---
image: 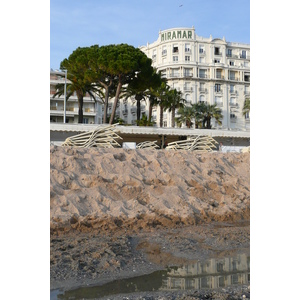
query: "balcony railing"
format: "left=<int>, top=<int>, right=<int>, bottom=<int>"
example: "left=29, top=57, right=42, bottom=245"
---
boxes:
left=216, top=75, right=225, bottom=79
left=199, top=88, right=207, bottom=93
left=170, top=73, right=180, bottom=78
left=183, top=73, right=193, bottom=77
left=184, top=87, right=193, bottom=91
left=229, top=103, right=239, bottom=107
left=199, top=74, right=207, bottom=78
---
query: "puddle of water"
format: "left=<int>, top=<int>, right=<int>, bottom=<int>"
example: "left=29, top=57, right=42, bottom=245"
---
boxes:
left=51, top=252, right=249, bottom=300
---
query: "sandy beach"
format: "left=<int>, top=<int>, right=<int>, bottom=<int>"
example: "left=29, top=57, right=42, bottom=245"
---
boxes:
left=50, top=146, right=250, bottom=299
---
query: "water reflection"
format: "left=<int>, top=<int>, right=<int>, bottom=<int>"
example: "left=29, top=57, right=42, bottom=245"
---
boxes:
left=162, top=253, right=250, bottom=290
left=52, top=252, right=249, bottom=299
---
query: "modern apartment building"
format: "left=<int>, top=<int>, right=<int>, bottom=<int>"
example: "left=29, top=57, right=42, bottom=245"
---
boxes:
left=50, top=27, right=250, bottom=130
left=50, top=70, right=103, bottom=124
left=140, top=27, right=250, bottom=131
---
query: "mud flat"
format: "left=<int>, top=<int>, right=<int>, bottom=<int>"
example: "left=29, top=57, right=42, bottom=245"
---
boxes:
left=50, top=146, right=250, bottom=299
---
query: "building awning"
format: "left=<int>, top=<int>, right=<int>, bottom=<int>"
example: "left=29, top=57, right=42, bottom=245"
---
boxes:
left=50, top=123, right=250, bottom=139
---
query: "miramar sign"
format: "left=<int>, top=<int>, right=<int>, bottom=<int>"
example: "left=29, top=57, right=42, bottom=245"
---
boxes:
left=161, top=30, right=193, bottom=42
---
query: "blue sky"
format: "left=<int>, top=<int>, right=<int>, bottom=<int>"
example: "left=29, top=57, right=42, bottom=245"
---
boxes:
left=50, top=0, right=250, bottom=69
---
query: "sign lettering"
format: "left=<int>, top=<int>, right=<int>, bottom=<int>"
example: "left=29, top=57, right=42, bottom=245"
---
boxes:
left=161, top=30, right=193, bottom=41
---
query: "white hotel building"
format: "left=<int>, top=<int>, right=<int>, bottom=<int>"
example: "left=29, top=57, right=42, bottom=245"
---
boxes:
left=50, top=27, right=250, bottom=131
left=140, top=27, right=250, bottom=131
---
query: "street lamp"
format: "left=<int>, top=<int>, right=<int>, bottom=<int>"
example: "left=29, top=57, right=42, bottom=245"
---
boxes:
left=63, top=69, right=67, bottom=123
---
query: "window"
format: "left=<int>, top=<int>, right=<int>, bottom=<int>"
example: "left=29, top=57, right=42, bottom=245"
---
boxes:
left=216, top=70, right=222, bottom=79
left=173, top=56, right=178, bottom=62
left=199, top=69, right=206, bottom=78
left=83, top=118, right=89, bottom=124
left=227, top=48, right=232, bottom=57
left=241, top=50, right=246, bottom=58
left=244, top=73, right=250, bottom=82
left=245, top=111, right=250, bottom=119
left=229, top=61, right=234, bottom=66
left=162, top=46, right=167, bottom=56
left=214, top=59, right=220, bottom=63
left=215, top=96, right=222, bottom=106
left=199, top=45, right=204, bottom=54
left=229, top=71, right=236, bottom=80
left=185, top=43, right=191, bottom=52
left=215, top=84, right=221, bottom=92
left=230, top=85, right=235, bottom=93
left=214, top=47, right=220, bottom=55
left=185, top=56, right=190, bottom=62
left=173, top=45, right=179, bottom=53
left=200, top=83, right=205, bottom=92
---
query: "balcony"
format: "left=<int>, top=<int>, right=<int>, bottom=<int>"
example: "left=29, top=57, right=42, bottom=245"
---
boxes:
left=184, top=87, right=193, bottom=92
left=199, top=74, right=207, bottom=79
left=230, top=115, right=237, bottom=122
left=216, top=74, right=225, bottom=80
left=230, top=90, right=238, bottom=96
left=199, top=88, right=207, bottom=93
left=183, top=73, right=193, bottom=78
left=170, top=73, right=180, bottom=78
left=215, top=102, right=223, bottom=107
left=229, top=102, right=239, bottom=107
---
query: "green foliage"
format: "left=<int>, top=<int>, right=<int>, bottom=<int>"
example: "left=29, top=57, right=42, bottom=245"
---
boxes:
left=243, top=98, right=250, bottom=116
left=136, top=115, right=154, bottom=126
left=54, top=47, right=99, bottom=123
left=175, top=106, right=194, bottom=128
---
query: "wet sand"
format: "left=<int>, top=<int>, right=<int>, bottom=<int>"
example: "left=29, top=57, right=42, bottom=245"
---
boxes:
left=50, top=146, right=250, bottom=299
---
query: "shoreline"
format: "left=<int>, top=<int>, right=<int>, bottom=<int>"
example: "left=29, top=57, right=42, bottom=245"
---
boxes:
left=50, top=146, right=250, bottom=298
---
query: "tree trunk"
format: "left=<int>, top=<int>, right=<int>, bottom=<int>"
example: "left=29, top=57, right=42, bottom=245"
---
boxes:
left=148, top=102, right=153, bottom=123
left=207, top=117, right=211, bottom=129
left=77, top=94, right=84, bottom=123
left=137, top=99, right=141, bottom=123
left=159, top=104, right=164, bottom=127
left=171, top=107, right=175, bottom=128
left=103, top=88, right=109, bottom=124
left=99, top=79, right=112, bottom=124
left=109, top=80, right=122, bottom=125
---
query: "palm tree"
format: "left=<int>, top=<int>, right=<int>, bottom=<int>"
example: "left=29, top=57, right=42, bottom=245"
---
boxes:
left=175, top=106, right=194, bottom=128
left=200, top=103, right=223, bottom=129
left=165, top=88, right=186, bottom=127
left=54, top=47, right=99, bottom=123
left=122, top=85, right=147, bottom=123
left=155, top=82, right=170, bottom=127
left=242, top=98, right=250, bottom=116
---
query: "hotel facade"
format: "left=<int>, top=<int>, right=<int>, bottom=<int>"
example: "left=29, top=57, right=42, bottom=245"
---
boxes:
left=140, top=27, right=250, bottom=131
left=50, top=27, right=250, bottom=131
